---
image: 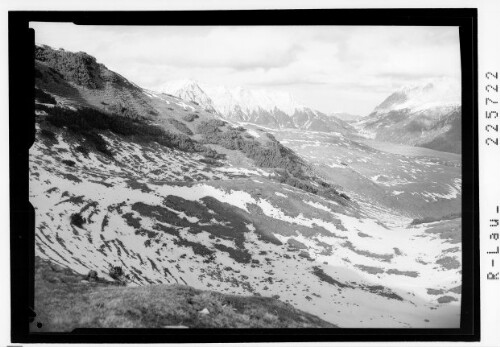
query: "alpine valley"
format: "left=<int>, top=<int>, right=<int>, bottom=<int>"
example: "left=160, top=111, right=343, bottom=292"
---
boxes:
left=30, top=45, right=462, bottom=331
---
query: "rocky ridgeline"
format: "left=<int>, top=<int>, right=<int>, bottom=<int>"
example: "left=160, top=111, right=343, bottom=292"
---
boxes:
left=36, top=45, right=109, bottom=89
left=35, top=45, right=159, bottom=120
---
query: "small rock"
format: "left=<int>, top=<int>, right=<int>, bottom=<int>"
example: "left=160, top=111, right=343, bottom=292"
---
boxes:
left=199, top=308, right=210, bottom=315
left=81, top=280, right=89, bottom=283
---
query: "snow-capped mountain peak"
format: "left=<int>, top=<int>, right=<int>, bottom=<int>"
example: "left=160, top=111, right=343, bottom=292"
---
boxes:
left=155, top=79, right=355, bottom=134
left=203, top=84, right=305, bottom=116
left=158, top=79, right=305, bottom=116
left=160, top=79, right=203, bottom=94
left=158, top=79, right=217, bottom=113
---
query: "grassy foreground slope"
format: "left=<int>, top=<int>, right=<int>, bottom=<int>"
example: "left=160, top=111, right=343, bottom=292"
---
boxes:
left=33, top=257, right=336, bottom=331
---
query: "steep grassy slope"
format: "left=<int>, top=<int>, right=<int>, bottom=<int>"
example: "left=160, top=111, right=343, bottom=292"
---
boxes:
left=33, top=257, right=335, bottom=331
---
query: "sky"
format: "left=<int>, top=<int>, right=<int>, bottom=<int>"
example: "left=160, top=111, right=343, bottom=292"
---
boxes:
left=30, top=23, right=461, bottom=115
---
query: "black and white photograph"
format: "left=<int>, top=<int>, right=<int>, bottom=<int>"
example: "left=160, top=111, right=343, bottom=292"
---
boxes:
left=25, top=21, right=467, bottom=332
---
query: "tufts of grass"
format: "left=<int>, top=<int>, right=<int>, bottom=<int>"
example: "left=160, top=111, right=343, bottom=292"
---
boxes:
left=34, top=257, right=337, bottom=331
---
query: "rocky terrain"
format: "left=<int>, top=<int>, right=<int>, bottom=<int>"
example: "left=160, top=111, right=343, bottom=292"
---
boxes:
left=30, top=46, right=462, bottom=330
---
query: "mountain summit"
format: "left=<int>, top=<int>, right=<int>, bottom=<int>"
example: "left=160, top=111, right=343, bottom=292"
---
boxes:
left=159, top=80, right=305, bottom=116
left=159, top=79, right=218, bottom=114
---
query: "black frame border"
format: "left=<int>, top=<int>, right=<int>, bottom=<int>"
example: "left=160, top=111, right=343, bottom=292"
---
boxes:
left=9, top=9, right=479, bottom=343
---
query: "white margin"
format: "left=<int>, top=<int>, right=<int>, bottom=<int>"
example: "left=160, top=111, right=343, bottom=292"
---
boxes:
left=1, top=1, right=498, bottom=347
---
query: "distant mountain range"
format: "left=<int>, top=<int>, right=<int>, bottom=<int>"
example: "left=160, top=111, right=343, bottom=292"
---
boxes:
left=158, top=80, right=355, bottom=135
left=158, top=78, right=462, bottom=154
left=355, top=78, right=461, bottom=154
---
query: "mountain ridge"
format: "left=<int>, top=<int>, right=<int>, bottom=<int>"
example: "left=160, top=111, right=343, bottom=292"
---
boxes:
left=158, top=79, right=356, bottom=135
